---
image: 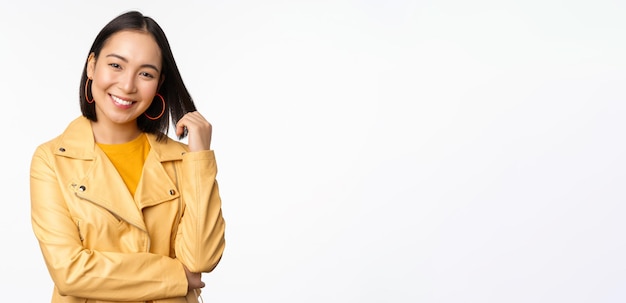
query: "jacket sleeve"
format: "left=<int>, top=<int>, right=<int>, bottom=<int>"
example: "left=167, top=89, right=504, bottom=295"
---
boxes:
left=175, top=150, right=226, bottom=273
left=30, top=146, right=189, bottom=301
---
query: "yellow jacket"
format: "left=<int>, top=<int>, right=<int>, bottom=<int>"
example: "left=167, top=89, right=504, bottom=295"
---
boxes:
left=30, top=116, right=226, bottom=303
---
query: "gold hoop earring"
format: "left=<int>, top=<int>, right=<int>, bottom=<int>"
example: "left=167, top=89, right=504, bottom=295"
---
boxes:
left=144, top=94, right=166, bottom=120
left=85, top=78, right=94, bottom=104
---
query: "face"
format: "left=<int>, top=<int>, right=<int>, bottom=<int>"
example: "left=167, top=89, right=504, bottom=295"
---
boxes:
left=87, top=30, right=163, bottom=128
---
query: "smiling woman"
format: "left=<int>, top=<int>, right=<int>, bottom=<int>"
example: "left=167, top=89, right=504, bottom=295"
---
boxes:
left=29, top=10, right=225, bottom=303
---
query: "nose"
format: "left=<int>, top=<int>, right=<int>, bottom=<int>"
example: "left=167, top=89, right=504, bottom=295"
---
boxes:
left=118, top=71, right=137, bottom=93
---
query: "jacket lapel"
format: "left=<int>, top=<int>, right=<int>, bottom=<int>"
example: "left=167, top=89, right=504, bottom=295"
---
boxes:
left=132, top=132, right=186, bottom=209
left=74, top=148, right=147, bottom=231
left=134, top=147, right=181, bottom=209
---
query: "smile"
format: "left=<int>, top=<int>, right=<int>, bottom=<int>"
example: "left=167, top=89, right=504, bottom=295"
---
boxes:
left=110, top=94, right=136, bottom=106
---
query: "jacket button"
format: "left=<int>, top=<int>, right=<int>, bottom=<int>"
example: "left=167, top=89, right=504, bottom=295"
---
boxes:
left=79, top=185, right=86, bottom=191
left=59, top=147, right=66, bottom=152
left=169, top=189, right=176, bottom=195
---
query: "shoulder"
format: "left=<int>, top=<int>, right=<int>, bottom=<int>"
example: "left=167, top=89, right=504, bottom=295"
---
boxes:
left=32, top=130, right=64, bottom=159
left=31, top=138, right=55, bottom=164
left=31, top=116, right=93, bottom=160
left=146, top=133, right=190, bottom=161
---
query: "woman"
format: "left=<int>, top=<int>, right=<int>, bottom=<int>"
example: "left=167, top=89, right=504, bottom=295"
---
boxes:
left=30, top=10, right=225, bottom=303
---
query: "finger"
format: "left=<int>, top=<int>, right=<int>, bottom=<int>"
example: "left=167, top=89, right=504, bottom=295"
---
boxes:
left=175, top=112, right=195, bottom=136
left=178, top=112, right=209, bottom=131
left=175, top=120, right=186, bottom=137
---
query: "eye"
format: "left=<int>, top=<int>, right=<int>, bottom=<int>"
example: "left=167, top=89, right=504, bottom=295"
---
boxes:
left=108, top=63, right=121, bottom=69
left=140, top=71, right=155, bottom=79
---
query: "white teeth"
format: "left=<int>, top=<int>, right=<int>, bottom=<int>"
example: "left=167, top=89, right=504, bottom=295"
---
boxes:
left=111, top=95, right=133, bottom=106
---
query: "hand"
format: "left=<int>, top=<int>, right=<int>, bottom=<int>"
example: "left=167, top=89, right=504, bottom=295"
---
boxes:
left=184, top=265, right=205, bottom=291
left=175, top=111, right=212, bottom=152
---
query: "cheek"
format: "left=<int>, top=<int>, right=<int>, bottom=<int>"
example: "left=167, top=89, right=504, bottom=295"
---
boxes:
left=138, top=83, right=159, bottom=100
left=134, top=84, right=159, bottom=111
left=92, top=70, right=114, bottom=89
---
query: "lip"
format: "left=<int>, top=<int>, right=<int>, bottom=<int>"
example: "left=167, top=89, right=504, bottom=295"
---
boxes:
left=109, top=94, right=136, bottom=108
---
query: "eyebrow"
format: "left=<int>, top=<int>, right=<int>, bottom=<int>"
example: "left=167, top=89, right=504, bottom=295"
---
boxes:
left=105, top=53, right=160, bottom=73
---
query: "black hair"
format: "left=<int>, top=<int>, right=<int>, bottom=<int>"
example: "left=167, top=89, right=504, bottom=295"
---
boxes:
left=79, top=10, right=196, bottom=141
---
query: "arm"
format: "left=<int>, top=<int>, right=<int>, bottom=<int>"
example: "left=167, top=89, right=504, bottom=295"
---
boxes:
left=175, top=150, right=226, bottom=273
left=174, top=112, right=227, bottom=273
left=30, top=147, right=189, bottom=301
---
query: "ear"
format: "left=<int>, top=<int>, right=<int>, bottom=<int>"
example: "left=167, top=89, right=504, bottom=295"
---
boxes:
left=86, top=53, right=96, bottom=79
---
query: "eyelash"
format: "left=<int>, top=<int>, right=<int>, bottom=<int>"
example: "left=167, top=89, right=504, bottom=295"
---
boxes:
left=108, top=63, right=155, bottom=78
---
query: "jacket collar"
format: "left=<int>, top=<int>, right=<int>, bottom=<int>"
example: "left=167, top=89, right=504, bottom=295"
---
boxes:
left=54, top=116, right=187, bottom=162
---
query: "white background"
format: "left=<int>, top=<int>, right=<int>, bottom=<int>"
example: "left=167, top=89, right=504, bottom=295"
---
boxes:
left=1, top=0, right=625, bottom=302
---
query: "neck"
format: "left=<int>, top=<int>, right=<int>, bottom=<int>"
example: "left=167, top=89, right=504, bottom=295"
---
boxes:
left=91, top=120, right=142, bottom=144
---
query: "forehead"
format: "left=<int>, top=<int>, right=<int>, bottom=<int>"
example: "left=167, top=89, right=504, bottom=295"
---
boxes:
left=100, top=30, right=162, bottom=66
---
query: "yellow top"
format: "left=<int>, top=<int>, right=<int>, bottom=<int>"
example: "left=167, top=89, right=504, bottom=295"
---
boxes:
left=97, top=133, right=150, bottom=197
